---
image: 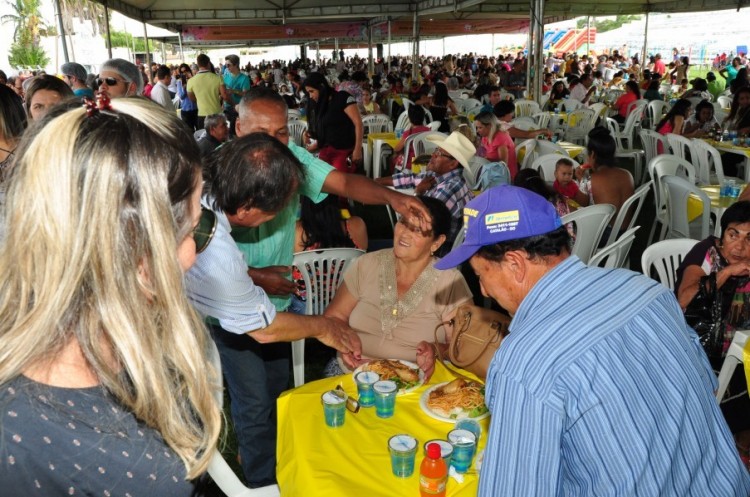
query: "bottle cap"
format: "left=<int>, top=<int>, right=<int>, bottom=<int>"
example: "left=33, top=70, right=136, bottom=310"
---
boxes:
left=426, top=442, right=441, bottom=459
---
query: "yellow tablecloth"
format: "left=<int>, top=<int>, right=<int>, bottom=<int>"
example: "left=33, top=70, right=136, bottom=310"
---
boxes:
left=702, top=139, right=750, bottom=158
left=687, top=185, right=721, bottom=221
left=558, top=141, right=585, bottom=158
left=277, top=362, right=489, bottom=497
left=368, top=132, right=401, bottom=151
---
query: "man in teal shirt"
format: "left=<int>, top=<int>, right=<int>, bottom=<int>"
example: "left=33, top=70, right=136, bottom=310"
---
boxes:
left=219, top=87, right=428, bottom=486
left=222, top=54, right=250, bottom=136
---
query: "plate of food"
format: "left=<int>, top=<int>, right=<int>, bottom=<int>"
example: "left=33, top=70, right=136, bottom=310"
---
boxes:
left=353, top=359, right=424, bottom=394
left=420, top=378, right=490, bottom=423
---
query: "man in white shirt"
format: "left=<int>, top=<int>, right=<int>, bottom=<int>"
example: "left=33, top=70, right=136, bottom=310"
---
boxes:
left=150, top=65, right=175, bottom=112
left=569, top=73, right=596, bottom=105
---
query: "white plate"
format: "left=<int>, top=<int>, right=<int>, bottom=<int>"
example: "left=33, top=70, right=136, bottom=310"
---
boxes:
left=419, top=382, right=490, bottom=424
left=352, top=359, right=424, bottom=395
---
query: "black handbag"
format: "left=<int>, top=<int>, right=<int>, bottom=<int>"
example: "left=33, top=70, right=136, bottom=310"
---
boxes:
left=684, top=272, right=724, bottom=364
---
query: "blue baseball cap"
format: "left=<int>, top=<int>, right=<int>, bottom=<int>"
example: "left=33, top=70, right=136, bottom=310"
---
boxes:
left=434, top=185, right=563, bottom=270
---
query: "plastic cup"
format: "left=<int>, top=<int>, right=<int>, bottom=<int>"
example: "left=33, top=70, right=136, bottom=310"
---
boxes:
left=373, top=380, right=398, bottom=418
left=447, top=429, right=477, bottom=474
left=731, top=183, right=742, bottom=201
left=355, top=371, right=379, bottom=408
left=388, top=434, right=418, bottom=477
left=423, top=439, right=453, bottom=466
left=551, top=134, right=559, bottom=143
left=321, top=390, right=346, bottom=428
left=395, top=128, right=404, bottom=139
left=455, top=418, right=482, bottom=442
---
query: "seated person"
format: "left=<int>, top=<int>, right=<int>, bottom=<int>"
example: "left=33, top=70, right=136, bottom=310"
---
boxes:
left=643, top=80, right=663, bottom=102
left=391, top=104, right=430, bottom=171
left=197, top=113, right=229, bottom=158
left=474, top=111, right=514, bottom=167
left=358, top=90, right=381, bottom=116
left=552, top=157, right=588, bottom=207
left=683, top=99, right=721, bottom=136
left=575, top=126, right=634, bottom=245
left=612, top=80, right=641, bottom=123
left=493, top=100, right=553, bottom=142
left=377, top=131, right=475, bottom=242
left=323, top=196, right=473, bottom=379
left=547, top=80, right=571, bottom=109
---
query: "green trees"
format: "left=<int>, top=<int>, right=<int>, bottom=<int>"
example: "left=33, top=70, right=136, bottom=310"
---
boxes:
left=576, top=15, right=642, bottom=33
left=2, top=0, right=51, bottom=68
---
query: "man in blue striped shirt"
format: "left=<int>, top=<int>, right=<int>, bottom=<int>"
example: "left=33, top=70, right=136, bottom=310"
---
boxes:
left=436, top=186, right=750, bottom=496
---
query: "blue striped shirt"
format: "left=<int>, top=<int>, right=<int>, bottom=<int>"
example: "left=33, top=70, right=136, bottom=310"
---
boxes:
left=184, top=202, right=276, bottom=334
left=479, top=256, right=750, bottom=497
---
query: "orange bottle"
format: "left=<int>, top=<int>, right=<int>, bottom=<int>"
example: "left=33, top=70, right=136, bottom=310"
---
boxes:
left=419, top=442, right=448, bottom=497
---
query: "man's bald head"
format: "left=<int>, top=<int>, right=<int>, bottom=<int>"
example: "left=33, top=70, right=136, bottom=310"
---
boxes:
left=236, top=87, right=290, bottom=144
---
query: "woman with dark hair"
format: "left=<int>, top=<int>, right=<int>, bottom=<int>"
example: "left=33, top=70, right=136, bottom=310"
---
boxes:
left=576, top=127, right=634, bottom=242
left=612, top=80, right=641, bottom=123
left=730, top=67, right=749, bottom=95
left=294, top=195, right=368, bottom=253
left=176, top=63, right=198, bottom=131
left=23, top=75, right=74, bottom=121
left=425, top=81, right=458, bottom=132
left=643, top=80, right=663, bottom=101
left=656, top=98, right=692, bottom=137
left=391, top=104, right=430, bottom=170
left=684, top=99, right=720, bottom=136
left=724, top=86, right=750, bottom=134
left=323, top=195, right=472, bottom=379
left=0, top=85, right=26, bottom=174
left=303, top=72, right=363, bottom=173
left=547, top=80, right=570, bottom=109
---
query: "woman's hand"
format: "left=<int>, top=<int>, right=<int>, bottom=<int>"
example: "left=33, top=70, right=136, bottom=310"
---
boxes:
left=415, top=341, right=437, bottom=381
left=341, top=352, right=368, bottom=370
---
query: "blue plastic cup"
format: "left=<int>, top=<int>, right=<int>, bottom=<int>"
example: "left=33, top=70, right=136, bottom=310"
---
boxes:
left=395, top=128, right=404, bottom=139
left=373, top=380, right=398, bottom=418
left=447, top=429, right=476, bottom=474
left=424, top=439, right=453, bottom=467
left=321, top=391, right=346, bottom=428
left=455, top=418, right=482, bottom=442
left=355, top=371, right=379, bottom=407
left=388, top=434, right=418, bottom=477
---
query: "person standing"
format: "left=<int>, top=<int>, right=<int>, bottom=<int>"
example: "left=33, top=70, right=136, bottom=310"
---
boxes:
left=435, top=185, right=750, bottom=497
left=187, top=54, right=226, bottom=130
left=150, top=65, right=175, bottom=112
left=60, top=62, right=93, bottom=98
left=222, top=54, right=250, bottom=137
left=176, top=64, right=198, bottom=131
left=97, top=58, right=143, bottom=99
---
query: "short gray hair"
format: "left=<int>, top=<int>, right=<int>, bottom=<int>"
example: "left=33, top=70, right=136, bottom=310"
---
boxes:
left=101, top=58, right=143, bottom=94
left=204, top=113, right=227, bottom=131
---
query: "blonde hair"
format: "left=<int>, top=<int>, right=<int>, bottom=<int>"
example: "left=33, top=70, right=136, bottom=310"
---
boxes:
left=473, top=111, right=500, bottom=141
left=0, top=98, right=220, bottom=478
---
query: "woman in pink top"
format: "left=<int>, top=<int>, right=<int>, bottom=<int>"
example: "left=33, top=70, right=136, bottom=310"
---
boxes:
left=612, top=80, right=641, bottom=123
left=655, top=99, right=692, bottom=153
left=477, top=105, right=518, bottom=179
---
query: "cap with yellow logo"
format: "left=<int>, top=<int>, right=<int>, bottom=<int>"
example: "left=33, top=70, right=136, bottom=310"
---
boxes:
left=434, top=185, right=563, bottom=270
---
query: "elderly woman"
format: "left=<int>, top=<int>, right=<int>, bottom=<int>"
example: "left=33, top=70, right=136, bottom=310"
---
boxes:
left=0, top=97, right=221, bottom=493
left=324, top=196, right=473, bottom=379
left=24, top=75, right=74, bottom=121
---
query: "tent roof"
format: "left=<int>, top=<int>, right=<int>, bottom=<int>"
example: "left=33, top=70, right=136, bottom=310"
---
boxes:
left=100, top=0, right=748, bottom=47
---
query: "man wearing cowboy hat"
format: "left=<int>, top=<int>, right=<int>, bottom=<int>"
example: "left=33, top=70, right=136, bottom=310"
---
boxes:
left=377, top=130, right=475, bottom=241
left=435, top=185, right=750, bottom=496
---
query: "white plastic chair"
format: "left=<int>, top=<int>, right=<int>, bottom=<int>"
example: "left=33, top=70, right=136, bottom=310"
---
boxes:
left=662, top=175, right=711, bottom=240
left=529, top=154, right=580, bottom=184
left=716, top=330, right=749, bottom=402
left=401, top=97, right=415, bottom=112
left=564, top=108, right=596, bottom=144
left=290, top=248, right=365, bottom=387
left=605, top=116, right=646, bottom=185
left=561, top=204, right=616, bottom=264
left=287, top=109, right=301, bottom=121
left=648, top=155, right=697, bottom=243
left=647, top=100, right=671, bottom=130
left=427, top=121, right=442, bottom=131
left=516, top=139, right=537, bottom=170
left=612, top=101, right=647, bottom=149
left=691, top=138, right=730, bottom=185
left=639, top=129, right=669, bottom=172
left=287, top=120, right=308, bottom=147
left=604, top=181, right=651, bottom=247
left=411, top=131, right=445, bottom=157
left=717, top=95, right=732, bottom=108
left=640, top=238, right=699, bottom=291
left=534, top=139, right=568, bottom=158
left=589, top=226, right=639, bottom=268
left=464, top=156, right=489, bottom=190
left=207, top=341, right=281, bottom=497
left=589, top=102, right=609, bottom=126
left=362, top=114, right=393, bottom=134
left=514, top=100, right=541, bottom=118
left=512, top=117, right=537, bottom=131
left=531, top=111, right=550, bottom=129
left=560, top=99, right=583, bottom=112
left=665, top=133, right=698, bottom=168
left=395, top=110, right=410, bottom=131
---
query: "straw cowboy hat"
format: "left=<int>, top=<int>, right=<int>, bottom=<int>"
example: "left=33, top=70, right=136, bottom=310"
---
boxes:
left=426, top=131, right=476, bottom=168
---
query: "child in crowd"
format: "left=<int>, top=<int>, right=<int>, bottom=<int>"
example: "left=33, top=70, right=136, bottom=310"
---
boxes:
left=552, top=157, right=588, bottom=207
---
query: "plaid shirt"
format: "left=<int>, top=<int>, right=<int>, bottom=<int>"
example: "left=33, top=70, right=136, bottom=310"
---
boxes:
left=392, top=168, right=473, bottom=240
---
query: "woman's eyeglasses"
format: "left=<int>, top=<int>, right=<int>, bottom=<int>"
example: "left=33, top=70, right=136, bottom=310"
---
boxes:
left=96, top=76, right=126, bottom=87
left=193, top=207, right=217, bottom=254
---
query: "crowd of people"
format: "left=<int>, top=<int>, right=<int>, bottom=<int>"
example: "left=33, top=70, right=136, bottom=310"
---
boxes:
left=0, top=48, right=749, bottom=496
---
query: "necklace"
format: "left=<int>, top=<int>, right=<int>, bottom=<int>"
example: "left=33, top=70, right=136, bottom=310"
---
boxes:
left=378, top=251, right=440, bottom=339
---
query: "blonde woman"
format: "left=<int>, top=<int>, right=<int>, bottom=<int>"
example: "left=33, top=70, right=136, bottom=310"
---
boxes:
left=474, top=110, right=516, bottom=178
left=0, top=97, right=221, bottom=494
